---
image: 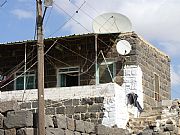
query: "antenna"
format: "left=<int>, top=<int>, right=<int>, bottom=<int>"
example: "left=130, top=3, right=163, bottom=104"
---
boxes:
left=93, top=12, right=132, bottom=33
left=116, top=40, right=132, bottom=55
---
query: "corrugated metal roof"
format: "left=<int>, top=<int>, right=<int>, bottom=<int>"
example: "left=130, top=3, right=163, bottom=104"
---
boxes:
left=0, top=33, right=99, bottom=46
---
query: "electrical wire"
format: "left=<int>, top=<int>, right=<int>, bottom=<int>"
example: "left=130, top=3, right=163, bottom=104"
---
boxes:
left=47, top=1, right=87, bottom=37
left=0, top=61, right=37, bottom=89
left=55, top=40, right=94, bottom=63
left=44, top=5, right=53, bottom=28
left=0, top=0, right=7, bottom=7
left=54, top=2, right=90, bottom=33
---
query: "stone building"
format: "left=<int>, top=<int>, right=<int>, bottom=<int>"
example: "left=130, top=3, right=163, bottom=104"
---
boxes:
left=0, top=32, right=171, bottom=128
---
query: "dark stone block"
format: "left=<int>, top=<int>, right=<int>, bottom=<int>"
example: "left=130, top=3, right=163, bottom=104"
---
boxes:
left=74, top=114, right=80, bottom=120
left=95, top=97, right=104, bottom=103
left=45, top=100, right=52, bottom=106
left=81, top=98, right=93, bottom=105
left=65, top=129, right=74, bottom=135
left=99, top=112, right=104, bottom=118
left=84, top=121, right=95, bottom=133
left=32, top=101, right=38, bottom=108
left=46, top=128, right=64, bottom=135
left=164, top=124, right=174, bottom=131
left=81, top=114, right=86, bottom=120
left=0, top=113, right=4, bottom=128
left=64, top=100, right=73, bottom=106
left=67, top=115, right=73, bottom=119
left=88, top=104, right=103, bottom=112
left=45, top=107, right=55, bottom=115
left=4, top=110, right=33, bottom=129
left=56, top=107, right=65, bottom=114
left=0, top=129, right=4, bottom=135
left=73, top=99, right=80, bottom=106
left=51, top=101, right=62, bottom=107
left=0, top=101, right=19, bottom=113
left=85, top=113, right=90, bottom=119
left=20, top=102, right=31, bottom=109
left=91, top=119, right=98, bottom=124
left=96, top=124, right=111, bottom=135
left=74, top=105, right=87, bottom=113
left=67, top=117, right=75, bottom=131
left=65, top=106, right=75, bottom=114
left=90, top=113, right=97, bottom=118
left=98, top=119, right=102, bottom=124
left=5, top=128, right=16, bottom=135
left=75, top=120, right=85, bottom=133
left=56, top=115, right=67, bottom=129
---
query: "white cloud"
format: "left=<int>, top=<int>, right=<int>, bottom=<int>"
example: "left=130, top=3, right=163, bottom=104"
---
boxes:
left=158, top=41, right=180, bottom=58
left=171, top=66, right=180, bottom=86
left=11, top=9, right=33, bottom=19
left=54, top=0, right=180, bottom=57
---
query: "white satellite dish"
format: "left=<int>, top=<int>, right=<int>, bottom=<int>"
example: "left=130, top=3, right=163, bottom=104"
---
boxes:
left=93, top=13, right=132, bottom=33
left=116, top=40, right=132, bottom=55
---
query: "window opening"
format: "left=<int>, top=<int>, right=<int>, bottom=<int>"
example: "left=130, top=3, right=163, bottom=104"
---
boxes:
left=57, top=67, right=80, bottom=87
left=98, top=61, right=115, bottom=84
left=154, top=74, right=160, bottom=101
left=14, top=71, right=35, bottom=90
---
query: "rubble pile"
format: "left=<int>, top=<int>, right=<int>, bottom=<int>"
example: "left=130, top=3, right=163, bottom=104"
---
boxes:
left=127, top=100, right=180, bottom=135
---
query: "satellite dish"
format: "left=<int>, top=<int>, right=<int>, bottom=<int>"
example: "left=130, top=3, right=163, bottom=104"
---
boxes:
left=93, top=13, right=132, bottom=33
left=116, top=40, right=132, bottom=55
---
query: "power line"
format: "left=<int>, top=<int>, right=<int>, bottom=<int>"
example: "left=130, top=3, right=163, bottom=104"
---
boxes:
left=54, top=2, right=90, bottom=32
left=0, top=0, right=7, bottom=7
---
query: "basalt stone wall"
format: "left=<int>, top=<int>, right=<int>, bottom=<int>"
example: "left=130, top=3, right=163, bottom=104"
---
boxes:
left=0, top=101, right=129, bottom=135
left=20, top=97, right=105, bottom=125
left=117, top=33, right=171, bottom=108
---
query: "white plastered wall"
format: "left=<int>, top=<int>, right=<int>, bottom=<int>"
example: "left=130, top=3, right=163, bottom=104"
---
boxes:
left=122, top=65, right=144, bottom=118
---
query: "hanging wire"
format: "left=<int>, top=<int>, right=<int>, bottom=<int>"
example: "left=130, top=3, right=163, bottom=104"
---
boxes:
left=0, top=0, right=7, bottom=7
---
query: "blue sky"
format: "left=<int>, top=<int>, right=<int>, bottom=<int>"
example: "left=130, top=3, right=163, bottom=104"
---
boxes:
left=0, top=0, right=180, bottom=99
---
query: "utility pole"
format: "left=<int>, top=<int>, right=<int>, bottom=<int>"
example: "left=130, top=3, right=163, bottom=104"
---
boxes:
left=36, top=0, right=45, bottom=134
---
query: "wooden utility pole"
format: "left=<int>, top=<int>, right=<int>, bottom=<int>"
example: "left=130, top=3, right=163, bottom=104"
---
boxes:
left=36, top=0, right=45, bottom=134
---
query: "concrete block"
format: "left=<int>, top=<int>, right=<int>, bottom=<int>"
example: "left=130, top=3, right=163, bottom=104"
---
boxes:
left=66, top=117, right=75, bottom=131
left=0, top=113, right=4, bottom=129
left=75, top=120, right=85, bottom=133
left=16, top=128, right=37, bottom=135
left=4, top=110, right=33, bottom=129
left=162, top=100, right=172, bottom=107
left=4, top=128, right=16, bottom=135
left=46, top=128, right=64, bottom=135
left=0, top=101, right=19, bottom=113
left=56, top=115, right=67, bottom=129
left=0, top=129, right=4, bottom=135
left=84, top=121, right=95, bottom=133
